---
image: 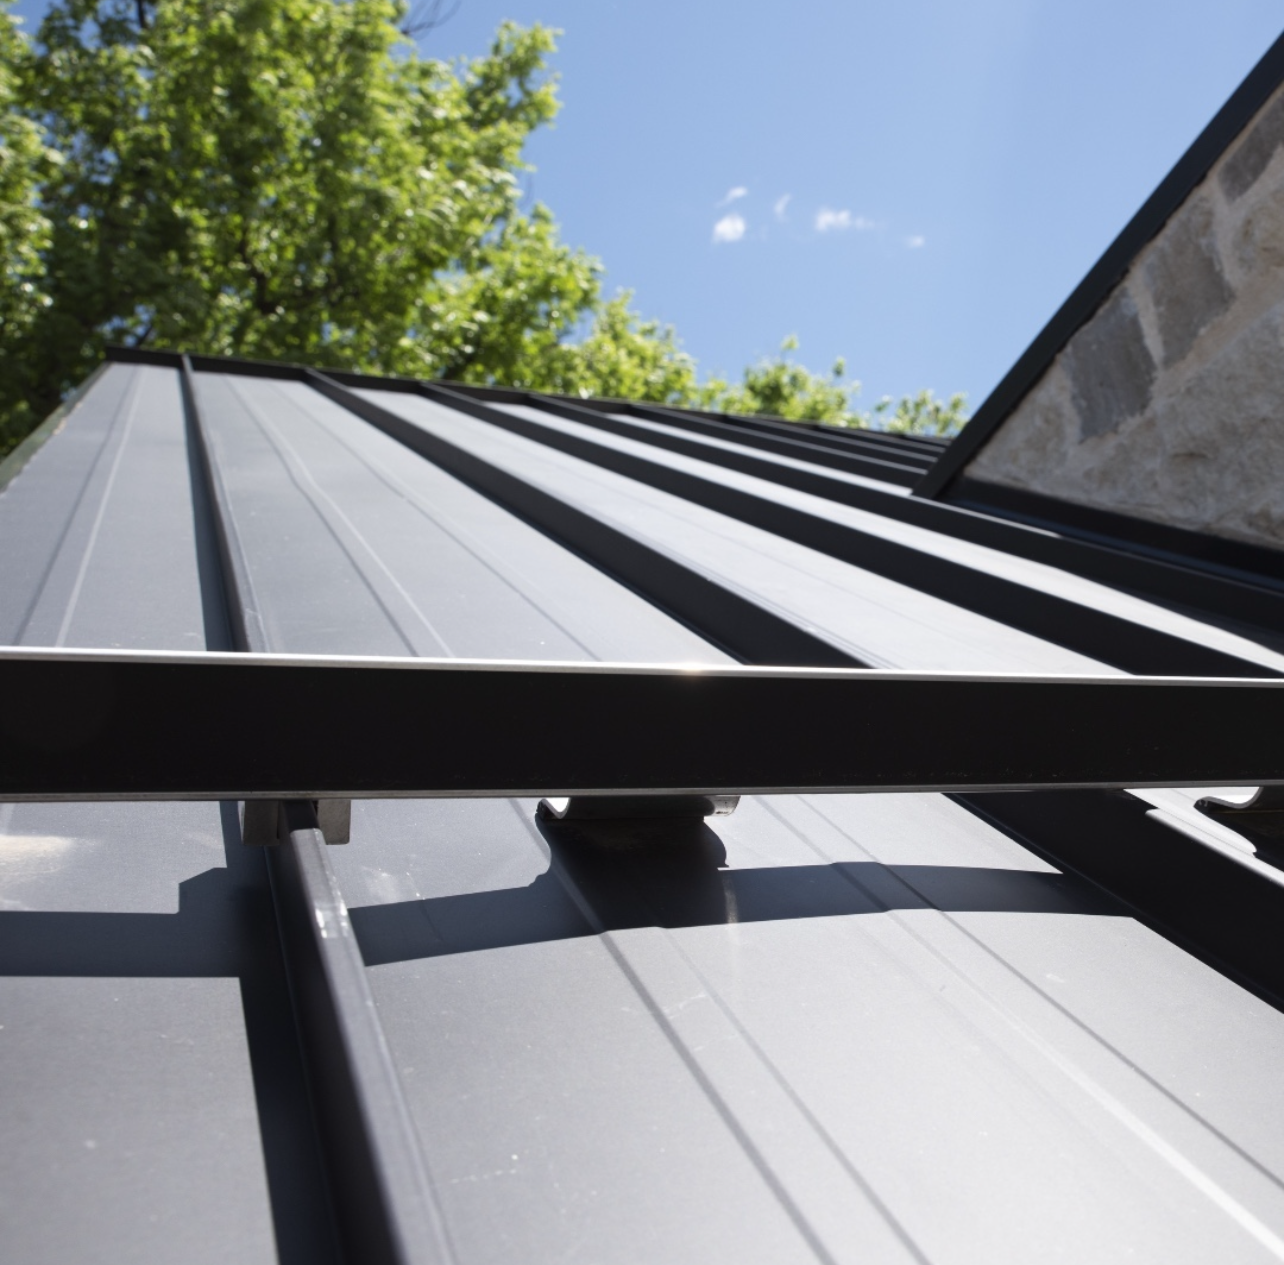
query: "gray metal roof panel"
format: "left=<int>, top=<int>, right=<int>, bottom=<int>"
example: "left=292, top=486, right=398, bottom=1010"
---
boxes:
left=0, top=363, right=339, bottom=1264
left=356, top=387, right=1107, bottom=673
left=0, top=364, right=207, bottom=651
left=471, top=396, right=1284, bottom=674
left=6, top=359, right=1284, bottom=1263
left=198, top=372, right=724, bottom=664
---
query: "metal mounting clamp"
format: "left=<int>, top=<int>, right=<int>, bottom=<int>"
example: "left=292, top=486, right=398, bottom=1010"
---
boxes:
left=1196, top=785, right=1284, bottom=842
left=242, top=798, right=351, bottom=846
left=537, top=794, right=740, bottom=822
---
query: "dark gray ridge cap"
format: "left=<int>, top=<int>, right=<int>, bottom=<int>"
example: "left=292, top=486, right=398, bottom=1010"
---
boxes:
left=914, top=28, right=1284, bottom=502
left=102, top=344, right=937, bottom=457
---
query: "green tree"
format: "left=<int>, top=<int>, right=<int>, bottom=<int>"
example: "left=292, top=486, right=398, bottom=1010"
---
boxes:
left=701, top=337, right=969, bottom=435
left=16, top=0, right=581, bottom=380
left=870, top=388, right=969, bottom=437
left=702, top=335, right=855, bottom=424
left=0, top=3, right=54, bottom=451
left=0, top=0, right=968, bottom=455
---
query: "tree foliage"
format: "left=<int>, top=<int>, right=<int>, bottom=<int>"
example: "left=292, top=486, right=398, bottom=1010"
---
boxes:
left=700, top=337, right=969, bottom=435
left=0, top=0, right=967, bottom=458
left=0, top=5, right=54, bottom=448
left=870, top=387, right=970, bottom=437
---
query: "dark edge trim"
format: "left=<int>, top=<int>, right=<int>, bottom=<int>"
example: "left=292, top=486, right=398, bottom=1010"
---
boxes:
left=108, top=344, right=309, bottom=381
left=323, top=369, right=421, bottom=394
left=951, top=477, right=1284, bottom=588
left=308, top=370, right=862, bottom=669
left=914, top=29, right=1284, bottom=500
left=188, top=354, right=308, bottom=381
left=0, top=361, right=110, bottom=495
left=105, top=345, right=183, bottom=367
left=106, top=344, right=946, bottom=462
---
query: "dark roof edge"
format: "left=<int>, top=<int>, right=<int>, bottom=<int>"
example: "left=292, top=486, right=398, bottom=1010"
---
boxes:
left=914, top=28, right=1284, bottom=501
left=0, top=360, right=111, bottom=496
left=103, top=345, right=931, bottom=446
left=949, top=476, right=1284, bottom=586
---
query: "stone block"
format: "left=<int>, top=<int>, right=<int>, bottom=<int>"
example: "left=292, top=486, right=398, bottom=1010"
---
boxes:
left=1220, top=89, right=1284, bottom=201
left=1233, top=171, right=1284, bottom=274
left=966, top=364, right=1079, bottom=490
left=1150, top=303, right=1284, bottom=545
left=1062, top=287, right=1156, bottom=438
left=1142, top=196, right=1233, bottom=366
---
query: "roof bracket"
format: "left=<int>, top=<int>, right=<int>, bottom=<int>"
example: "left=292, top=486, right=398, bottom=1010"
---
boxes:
left=1196, top=786, right=1284, bottom=845
left=241, top=798, right=352, bottom=846
left=537, top=795, right=739, bottom=822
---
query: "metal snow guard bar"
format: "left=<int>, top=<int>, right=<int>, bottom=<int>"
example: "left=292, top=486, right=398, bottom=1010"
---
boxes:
left=1, top=646, right=1282, bottom=801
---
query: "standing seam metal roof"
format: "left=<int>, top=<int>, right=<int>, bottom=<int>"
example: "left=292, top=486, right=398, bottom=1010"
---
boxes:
left=4, top=350, right=1284, bottom=1264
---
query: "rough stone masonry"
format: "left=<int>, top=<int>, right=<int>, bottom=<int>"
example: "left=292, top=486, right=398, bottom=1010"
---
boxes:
left=963, top=82, right=1284, bottom=550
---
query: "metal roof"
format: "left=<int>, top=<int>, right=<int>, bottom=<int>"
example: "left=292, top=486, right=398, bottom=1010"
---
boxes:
left=5, top=349, right=1284, bottom=1265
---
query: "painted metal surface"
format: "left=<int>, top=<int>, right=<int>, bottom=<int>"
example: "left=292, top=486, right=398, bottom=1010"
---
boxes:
left=5, top=355, right=1284, bottom=1265
left=5, top=648, right=1284, bottom=800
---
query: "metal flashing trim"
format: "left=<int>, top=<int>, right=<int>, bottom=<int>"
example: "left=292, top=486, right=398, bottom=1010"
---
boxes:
left=4, top=647, right=1284, bottom=799
left=915, top=29, right=1284, bottom=500
left=104, top=345, right=185, bottom=368
left=108, top=344, right=311, bottom=382
left=947, top=476, right=1284, bottom=587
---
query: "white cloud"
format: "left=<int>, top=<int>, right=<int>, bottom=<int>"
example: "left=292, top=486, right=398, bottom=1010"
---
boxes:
left=718, top=186, right=749, bottom=206
left=905, top=235, right=926, bottom=248
left=815, top=208, right=875, bottom=233
left=712, top=213, right=747, bottom=244
left=774, top=193, right=792, bottom=221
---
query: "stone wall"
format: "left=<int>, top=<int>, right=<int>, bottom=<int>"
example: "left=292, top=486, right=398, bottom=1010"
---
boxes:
left=963, top=82, right=1284, bottom=551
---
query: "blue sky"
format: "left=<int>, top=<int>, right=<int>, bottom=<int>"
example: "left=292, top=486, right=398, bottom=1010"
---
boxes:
left=14, top=0, right=1284, bottom=412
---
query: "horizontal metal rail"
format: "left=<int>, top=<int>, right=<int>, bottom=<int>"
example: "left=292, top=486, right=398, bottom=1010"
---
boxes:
left=2, top=647, right=1282, bottom=801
